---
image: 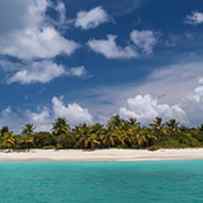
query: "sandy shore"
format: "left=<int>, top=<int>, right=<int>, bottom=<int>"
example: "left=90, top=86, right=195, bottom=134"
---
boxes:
left=0, top=149, right=203, bottom=161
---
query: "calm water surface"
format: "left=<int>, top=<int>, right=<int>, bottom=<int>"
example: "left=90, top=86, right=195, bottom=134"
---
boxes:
left=0, top=160, right=203, bottom=203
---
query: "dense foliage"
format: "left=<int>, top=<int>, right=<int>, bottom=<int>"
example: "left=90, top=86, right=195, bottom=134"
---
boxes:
left=1, top=116, right=203, bottom=151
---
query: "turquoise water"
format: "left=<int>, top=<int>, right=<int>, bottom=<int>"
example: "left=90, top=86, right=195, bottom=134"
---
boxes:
left=0, top=161, right=203, bottom=202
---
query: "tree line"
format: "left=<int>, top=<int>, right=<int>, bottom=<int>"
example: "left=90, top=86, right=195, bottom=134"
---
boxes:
left=1, top=116, right=203, bottom=151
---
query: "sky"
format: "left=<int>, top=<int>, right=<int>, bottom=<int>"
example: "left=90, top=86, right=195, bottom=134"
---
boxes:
left=1, top=0, right=203, bottom=131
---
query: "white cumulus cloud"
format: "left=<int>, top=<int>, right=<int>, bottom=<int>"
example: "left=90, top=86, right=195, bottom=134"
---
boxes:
left=8, top=61, right=87, bottom=84
left=75, top=6, right=110, bottom=30
left=182, top=78, right=203, bottom=126
left=27, top=108, right=52, bottom=132
left=67, top=66, right=87, bottom=77
left=26, top=97, right=94, bottom=131
left=0, top=26, right=79, bottom=60
left=118, top=76, right=203, bottom=127
left=186, top=11, right=203, bottom=25
left=88, top=35, right=138, bottom=59
left=52, top=97, right=93, bottom=126
left=119, top=94, right=186, bottom=125
left=55, top=1, right=67, bottom=25
left=0, top=0, right=79, bottom=60
left=0, top=107, right=26, bottom=132
left=8, top=61, right=66, bottom=84
left=130, top=30, right=157, bottom=54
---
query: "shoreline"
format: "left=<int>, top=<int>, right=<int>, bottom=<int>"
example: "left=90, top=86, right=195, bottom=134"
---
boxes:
left=0, top=149, right=203, bottom=162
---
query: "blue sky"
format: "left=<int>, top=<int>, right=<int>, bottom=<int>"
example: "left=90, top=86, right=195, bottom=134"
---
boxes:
left=1, top=0, right=203, bottom=131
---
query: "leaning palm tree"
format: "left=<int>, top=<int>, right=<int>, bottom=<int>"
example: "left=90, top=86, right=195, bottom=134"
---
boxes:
left=83, top=133, right=101, bottom=150
left=136, top=129, right=157, bottom=148
left=1, top=132, right=16, bottom=151
left=110, top=128, right=126, bottom=147
left=72, top=125, right=83, bottom=148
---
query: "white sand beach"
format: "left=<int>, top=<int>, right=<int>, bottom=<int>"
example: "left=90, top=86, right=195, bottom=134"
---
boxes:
left=0, top=149, right=203, bottom=161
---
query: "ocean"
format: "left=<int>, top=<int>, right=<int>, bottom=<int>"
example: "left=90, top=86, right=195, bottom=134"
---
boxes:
left=0, top=160, right=203, bottom=202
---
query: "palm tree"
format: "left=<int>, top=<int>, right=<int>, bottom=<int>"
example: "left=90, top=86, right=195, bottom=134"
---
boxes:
left=52, top=118, right=70, bottom=136
left=73, top=124, right=90, bottom=149
left=18, top=135, right=33, bottom=150
left=150, top=117, right=163, bottom=140
left=105, top=115, right=128, bottom=148
left=165, top=119, right=180, bottom=136
left=150, top=117, right=163, bottom=130
left=0, top=127, right=16, bottom=150
left=199, top=124, right=203, bottom=132
left=128, top=118, right=140, bottom=128
left=83, top=133, right=101, bottom=150
left=136, top=128, right=157, bottom=148
left=52, top=118, right=73, bottom=149
left=1, top=132, right=16, bottom=150
left=0, top=126, right=9, bottom=137
left=107, top=115, right=125, bottom=130
left=22, top=124, right=34, bottom=135
left=33, top=132, right=55, bottom=148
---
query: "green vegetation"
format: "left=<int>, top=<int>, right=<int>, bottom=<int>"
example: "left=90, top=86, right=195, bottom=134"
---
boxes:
left=1, top=116, right=203, bottom=151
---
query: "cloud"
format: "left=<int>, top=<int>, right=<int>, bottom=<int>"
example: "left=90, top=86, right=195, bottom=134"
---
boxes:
left=0, top=27, right=79, bottom=60
left=26, top=96, right=94, bottom=131
left=0, top=0, right=79, bottom=60
left=82, top=58, right=203, bottom=125
left=3, top=77, right=203, bottom=132
left=0, top=0, right=44, bottom=34
left=52, top=97, right=93, bottom=126
left=27, top=108, right=52, bottom=132
left=118, top=77, right=203, bottom=126
left=47, top=1, right=72, bottom=29
left=88, top=35, right=138, bottom=59
left=0, top=60, right=23, bottom=72
left=7, top=61, right=87, bottom=84
left=117, top=61, right=203, bottom=126
left=67, top=66, right=87, bottom=77
left=8, top=61, right=66, bottom=84
left=75, top=6, right=110, bottom=30
left=130, top=30, right=157, bottom=54
left=0, top=107, right=26, bottom=132
left=182, top=79, right=203, bottom=126
left=192, top=83, right=203, bottom=103
left=185, top=12, right=203, bottom=25
left=87, top=30, right=157, bottom=59
left=27, top=97, right=93, bottom=131
left=55, top=1, right=66, bottom=25
left=119, top=94, right=187, bottom=125
left=134, top=61, right=203, bottom=104
left=0, top=96, right=94, bottom=132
